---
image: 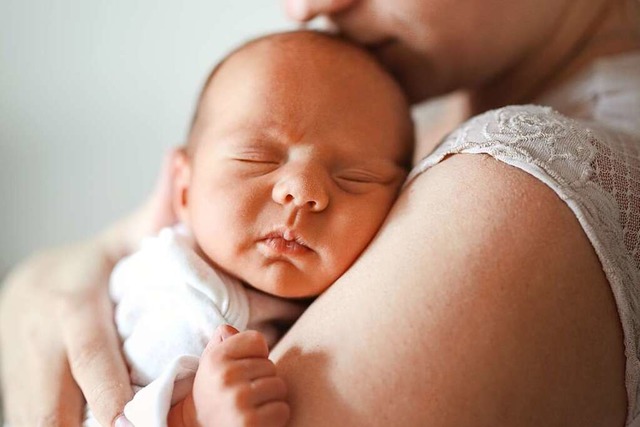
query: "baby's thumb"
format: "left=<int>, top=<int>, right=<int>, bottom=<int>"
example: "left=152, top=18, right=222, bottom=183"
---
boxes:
left=212, top=324, right=239, bottom=344
left=202, top=325, right=240, bottom=356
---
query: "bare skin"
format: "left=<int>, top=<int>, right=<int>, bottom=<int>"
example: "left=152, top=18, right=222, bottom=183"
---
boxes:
left=1, top=0, right=638, bottom=425
left=0, top=150, right=181, bottom=426
left=168, top=326, right=289, bottom=427
left=166, top=31, right=410, bottom=426
left=270, top=153, right=627, bottom=426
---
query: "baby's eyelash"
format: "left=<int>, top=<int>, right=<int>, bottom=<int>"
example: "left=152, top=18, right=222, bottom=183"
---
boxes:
left=335, top=170, right=387, bottom=183
left=338, top=175, right=376, bottom=183
left=234, top=157, right=279, bottom=164
left=333, top=175, right=378, bottom=194
left=230, top=150, right=281, bottom=163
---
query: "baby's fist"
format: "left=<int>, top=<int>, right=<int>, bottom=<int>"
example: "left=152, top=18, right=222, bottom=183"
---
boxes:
left=192, top=326, right=290, bottom=427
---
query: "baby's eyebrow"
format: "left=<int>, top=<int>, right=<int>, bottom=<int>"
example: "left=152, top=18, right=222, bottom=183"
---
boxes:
left=222, top=123, right=294, bottom=145
left=224, top=137, right=283, bottom=152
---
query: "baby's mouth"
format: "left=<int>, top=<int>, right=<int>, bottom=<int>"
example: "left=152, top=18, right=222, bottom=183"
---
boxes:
left=259, top=229, right=313, bottom=256
left=262, top=237, right=310, bottom=255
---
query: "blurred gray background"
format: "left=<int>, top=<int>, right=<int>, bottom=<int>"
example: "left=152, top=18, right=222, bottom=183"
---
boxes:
left=0, top=1, right=296, bottom=280
left=0, top=1, right=444, bottom=420
left=0, top=0, right=442, bottom=282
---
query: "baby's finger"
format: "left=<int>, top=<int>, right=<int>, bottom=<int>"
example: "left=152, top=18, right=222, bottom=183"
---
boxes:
left=248, top=376, right=288, bottom=407
left=213, top=357, right=277, bottom=386
left=204, top=329, right=269, bottom=361
left=60, top=290, right=133, bottom=427
left=253, top=400, right=291, bottom=427
left=211, top=324, right=240, bottom=344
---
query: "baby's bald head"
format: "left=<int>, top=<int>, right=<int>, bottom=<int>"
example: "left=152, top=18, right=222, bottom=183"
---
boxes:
left=174, top=31, right=416, bottom=297
left=186, top=30, right=414, bottom=168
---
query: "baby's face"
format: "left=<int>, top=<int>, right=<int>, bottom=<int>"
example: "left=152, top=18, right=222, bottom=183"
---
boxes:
left=177, top=34, right=412, bottom=298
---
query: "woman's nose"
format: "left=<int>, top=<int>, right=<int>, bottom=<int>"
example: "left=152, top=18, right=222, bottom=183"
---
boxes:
left=272, top=167, right=329, bottom=212
left=284, top=0, right=358, bottom=22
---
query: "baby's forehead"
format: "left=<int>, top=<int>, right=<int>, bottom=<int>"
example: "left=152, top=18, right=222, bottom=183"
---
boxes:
left=205, top=31, right=396, bottom=96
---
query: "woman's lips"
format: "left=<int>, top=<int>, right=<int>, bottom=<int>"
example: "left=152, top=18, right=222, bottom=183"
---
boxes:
left=365, top=38, right=397, bottom=55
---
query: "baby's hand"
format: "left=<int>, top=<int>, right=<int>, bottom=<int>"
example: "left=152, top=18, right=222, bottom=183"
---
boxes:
left=169, top=325, right=290, bottom=427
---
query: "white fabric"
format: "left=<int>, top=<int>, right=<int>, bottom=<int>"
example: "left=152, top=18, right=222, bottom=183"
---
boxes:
left=407, top=51, right=640, bottom=426
left=85, top=225, right=251, bottom=427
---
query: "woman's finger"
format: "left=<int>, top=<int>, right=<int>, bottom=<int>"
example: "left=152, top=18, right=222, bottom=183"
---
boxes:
left=0, top=265, right=85, bottom=426
left=141, top=147, right=182, bottom=232
left=57, top=148, right=183, bottom=426
left=59, top=282, right=133, bottom=427
left=117, top=147, right=182, bottom=254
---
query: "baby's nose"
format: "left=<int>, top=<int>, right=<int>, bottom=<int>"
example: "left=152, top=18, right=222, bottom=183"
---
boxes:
left=272, top=169, right=329, bottom=212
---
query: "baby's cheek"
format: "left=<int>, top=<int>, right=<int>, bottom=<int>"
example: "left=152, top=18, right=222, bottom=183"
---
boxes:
left=332, top=206, right=387, bottom=261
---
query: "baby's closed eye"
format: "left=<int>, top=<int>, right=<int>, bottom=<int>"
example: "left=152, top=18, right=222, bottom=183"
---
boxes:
left=334, top=169, right=396, bottom=193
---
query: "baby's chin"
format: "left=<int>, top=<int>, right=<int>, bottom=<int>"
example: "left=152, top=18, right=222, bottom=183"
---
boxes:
left=247, top=281, right=328, bottom=300
left=242, top=270, right=334, bottom=300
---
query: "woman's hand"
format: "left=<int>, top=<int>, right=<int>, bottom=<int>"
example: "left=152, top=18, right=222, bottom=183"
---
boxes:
left=0, top=149, right=181, bottom=426
left=0, top=239, right=134, bottom=427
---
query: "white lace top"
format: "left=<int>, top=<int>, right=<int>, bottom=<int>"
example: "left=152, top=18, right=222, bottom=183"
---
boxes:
left=407, top=52, right=640, bottom=426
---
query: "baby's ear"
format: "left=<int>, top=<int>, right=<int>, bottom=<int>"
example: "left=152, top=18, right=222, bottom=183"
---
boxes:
left=173, top=147, right=192, bottom=226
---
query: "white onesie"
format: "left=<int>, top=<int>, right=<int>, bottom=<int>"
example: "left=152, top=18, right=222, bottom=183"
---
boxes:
left=85, top=225, right=300, bottom=427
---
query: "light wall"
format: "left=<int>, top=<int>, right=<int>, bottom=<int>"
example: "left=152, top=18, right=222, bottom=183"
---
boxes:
left=0, top=1, right=294, bottom=279
left=0, top=0, right=444, bottom=282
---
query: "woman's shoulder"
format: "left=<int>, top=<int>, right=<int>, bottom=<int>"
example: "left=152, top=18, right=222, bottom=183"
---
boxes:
left=406, top=103, right=640, bottom=424
left=410, top=104, right=640, bottom=283
left=273, top=149, right=629, bottom=426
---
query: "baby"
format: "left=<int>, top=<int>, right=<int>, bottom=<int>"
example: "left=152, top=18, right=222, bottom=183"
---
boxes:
left=90, top=30, right=414, bottom=427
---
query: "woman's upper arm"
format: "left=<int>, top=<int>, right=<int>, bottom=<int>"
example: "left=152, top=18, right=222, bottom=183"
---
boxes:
left=271, top=153, right=627, bottom=427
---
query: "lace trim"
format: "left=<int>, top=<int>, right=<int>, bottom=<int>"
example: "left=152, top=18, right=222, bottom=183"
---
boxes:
left=408, top=105, right=640, bottom=425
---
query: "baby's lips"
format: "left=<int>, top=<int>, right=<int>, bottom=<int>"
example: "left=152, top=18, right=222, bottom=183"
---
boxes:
left=263, top=227, right=313, bottom=252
